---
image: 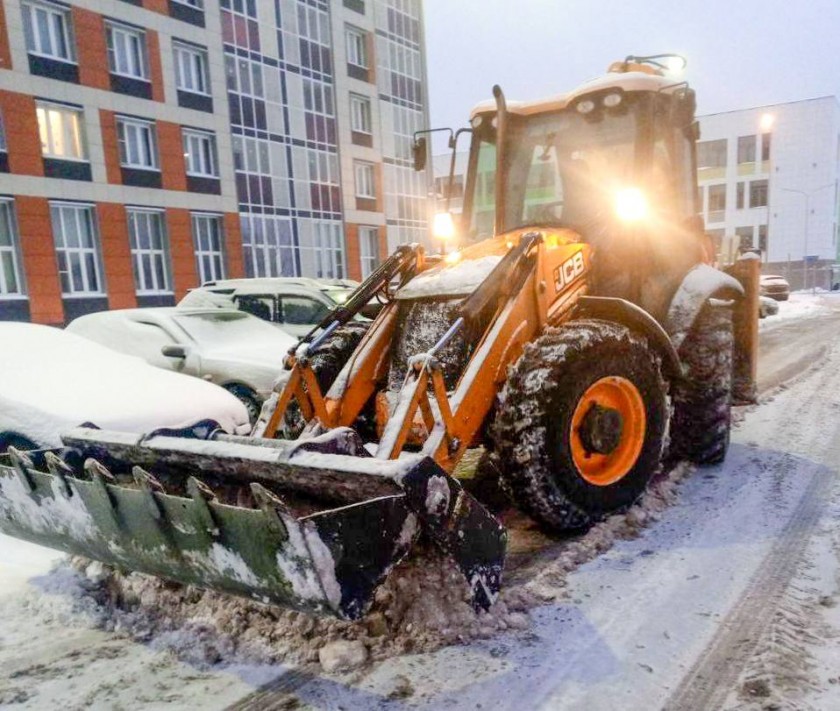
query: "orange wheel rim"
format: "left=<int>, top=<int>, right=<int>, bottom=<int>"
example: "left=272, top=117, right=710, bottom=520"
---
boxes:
left=570, top=376, right=646, bottom=486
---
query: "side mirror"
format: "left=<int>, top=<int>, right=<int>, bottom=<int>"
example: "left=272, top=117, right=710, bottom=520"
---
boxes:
left=161, top=344, right=188, bottom=359
left=412, top=136, right=427, bottom=171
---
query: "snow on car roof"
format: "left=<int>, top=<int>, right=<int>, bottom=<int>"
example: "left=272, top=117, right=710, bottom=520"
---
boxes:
left=0, top=323, right=247, bottom=448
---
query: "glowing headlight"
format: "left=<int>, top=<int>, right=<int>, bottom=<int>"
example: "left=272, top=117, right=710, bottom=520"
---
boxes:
left=614, top=188, right=649, bottom=222
left=471, top=115, right=484, bottom=129
left=445, top=250, right=461, bottom=264
left=433, top=212, right=455, bottom=240
left=603, top=92, right=622, bottom=108
left=576, top=99, right=596, bottom=115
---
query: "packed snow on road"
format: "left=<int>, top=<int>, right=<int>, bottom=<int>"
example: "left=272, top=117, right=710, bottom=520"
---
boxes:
left=3, top=293, right=840, bottom=709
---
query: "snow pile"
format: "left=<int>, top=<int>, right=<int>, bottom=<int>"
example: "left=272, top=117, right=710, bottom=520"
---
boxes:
left=38, top=460, right=694, bottom=676
left=759, top=292, right=838, bottom=331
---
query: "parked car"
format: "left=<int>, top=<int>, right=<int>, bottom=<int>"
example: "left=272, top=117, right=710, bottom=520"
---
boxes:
left=67, top=308, right=295, bottom=422
left=178, top=277, right=381, bottom=338
left=760, top=274, right=790, bottom=301
left=0, top=323, right=250, bottom=452
left=759, top=294, right=780, bottom=318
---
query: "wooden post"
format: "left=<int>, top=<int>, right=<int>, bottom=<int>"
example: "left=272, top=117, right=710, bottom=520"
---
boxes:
left=730, top=253, right=760, bottom=404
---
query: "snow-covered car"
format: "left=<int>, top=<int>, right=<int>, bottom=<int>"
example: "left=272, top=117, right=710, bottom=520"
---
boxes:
left=178, top=277, right=380, bottom=338
left=0, top=323, right=251, bottom=452
left=759, top=295, right=780, bottom=318
left=67, top=308, right=294, bottom=422
left=760, top=274, right=790, bottom=301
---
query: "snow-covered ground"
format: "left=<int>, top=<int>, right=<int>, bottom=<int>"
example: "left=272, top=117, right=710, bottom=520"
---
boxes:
left=759, top=290, right=840, bottom=331
left=4, top=305, right=840, bottom=709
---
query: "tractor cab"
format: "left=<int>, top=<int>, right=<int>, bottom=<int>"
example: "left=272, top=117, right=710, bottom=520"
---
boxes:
left=427, top=55, right=706, bottom=320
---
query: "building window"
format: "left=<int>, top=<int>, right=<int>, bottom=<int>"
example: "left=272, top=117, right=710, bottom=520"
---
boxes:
left=707, top=183, right=726, bottom=214
left=224, top=55, right=264, bottom=98
left=182, top=130, right=218, bottom=177
left=758, top=224, right=768, bottom=253
left=241, top=215, right=296, bottom=277
left=0, top=111, right=6, bottom=153
left=50, top=203, right=103, bottom=295
left=697, top=139, right=727, bottom=169
left=21, top=1, right=74, bottom=62
left=192, top=213, right=225, bottom=283
left=736, top=226, right=754, bottom=250
left=350, top=94, right=371, bottom=134
left=749, top=179, right=768, bottom=208
left=314, top=221, right=344, bottom=279
left=173, top=42, right=210, bottom=94
left=117, top=118, right=158, bottom=169
left=359, top=225, right=378, bottom=278
left=736, top=182, right=745, bottom=209
left=761, top=133, right=772, bottom=162
left=354, top=161, right=375, bottom=198
left=345, top=26, right=368, bottom=68
left=36, top=102, right=85, bottom=160
left=128, top=209, right=170, bottom=294
left=737, top=135, right=756, bottom=164
left=172, top=0, right=203, bottom=7
left=106, top=22, right=147, bottom=80
left=0, top=200, right=24, bottom=297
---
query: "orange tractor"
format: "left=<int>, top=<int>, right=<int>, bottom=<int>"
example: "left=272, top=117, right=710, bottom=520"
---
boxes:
left=0, top=56, right=757, bottom=620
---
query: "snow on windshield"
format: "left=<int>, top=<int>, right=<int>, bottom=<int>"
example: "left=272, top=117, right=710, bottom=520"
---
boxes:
left=174, top=312, right=287, bottom=345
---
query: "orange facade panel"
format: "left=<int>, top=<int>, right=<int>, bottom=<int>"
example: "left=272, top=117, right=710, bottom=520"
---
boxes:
left=344, top=223, right=362, bottom=281
left=143, top=0, right=168, bottom=15
left=15, top=197, right=63, bottom=325
left=0, top=0, right=12, bottom=70
left=147, top=30, right=165, bottom=102
left=0, top=91, right=43, bottom=176
left=158, top=122, right=188, bottom=192
left=223, top=213, right=245, bottom=278
left=97, top=203, right=137, bottom=310
left=72, top=7, right=109, bottom=91
left=167, top=208, right=198, bottom=299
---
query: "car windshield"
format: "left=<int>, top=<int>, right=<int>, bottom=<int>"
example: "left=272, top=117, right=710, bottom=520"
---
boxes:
left=326, top=289, right=353, bottom=304
left=173, top=311, right=280, bottom=345
left=467, top=101, right=639, bottom=239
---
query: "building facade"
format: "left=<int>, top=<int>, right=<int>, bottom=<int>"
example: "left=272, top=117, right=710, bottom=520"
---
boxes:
left=697, top=97, right=840, bottom=288
left=0, top=0, right=429, bottom=325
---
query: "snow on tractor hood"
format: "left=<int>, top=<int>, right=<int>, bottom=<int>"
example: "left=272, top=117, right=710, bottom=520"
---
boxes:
left=396, top=228, right=581, bottom=300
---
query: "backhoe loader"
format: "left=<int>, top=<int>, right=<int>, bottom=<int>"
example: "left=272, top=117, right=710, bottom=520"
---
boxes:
left=0, top=56, right=758, bottom=621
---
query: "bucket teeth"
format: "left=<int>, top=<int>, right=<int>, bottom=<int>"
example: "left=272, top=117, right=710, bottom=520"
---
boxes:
left=44, top=451, right=73, bottom=497
left=187, top=476, right=220, bottom=539
left=84, top=457, right=116, bottom=483
left=7, top=447, right=35, bottom=493
left=250, top=483, right=290, bottom=542
left=132, top=466, right=165, bottom=520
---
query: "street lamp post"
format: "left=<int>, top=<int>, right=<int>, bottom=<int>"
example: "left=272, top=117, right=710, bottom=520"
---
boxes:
left=781, top=183, right=835, bottom=291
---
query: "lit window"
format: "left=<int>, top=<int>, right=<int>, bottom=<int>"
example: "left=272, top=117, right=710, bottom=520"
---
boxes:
left=345, top=26, right=368, bottom=68
left=182, top=129, right=218, bottom=177
left=192, top=213, right=225, bottom=283
left=354, top=161, right=375, bottom=198
left=349, top=94, right=371, bottom=134
left=117, top=118, right=158, bottom=169
left=21, top=1, right=74, bottom=62
left=359, top=225, right=379, bottom=278
left=50, top=202, right=103, bottom=295
left=128, top=209, right=170, bottom=294
left=36, top=102, right=86, bottom=160
left=106, top=22, right=147, bottom=80
left=174, top=42, right=210, bottom=95
left=0, top=200, right=25, bottom=297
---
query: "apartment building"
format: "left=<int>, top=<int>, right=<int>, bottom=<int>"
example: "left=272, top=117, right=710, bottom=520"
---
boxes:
left=697, top=97, right=840, bottom=287
left=0, top=0, right=429, bottom=325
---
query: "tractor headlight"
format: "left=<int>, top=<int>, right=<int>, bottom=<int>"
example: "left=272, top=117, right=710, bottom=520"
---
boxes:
left=614, top=188, right=649, bottom=222
left=576, top=99, right=596, bottom=115
left=433, top=212, right=456, bottom=240
left=603, top=92, right=623, bottom=108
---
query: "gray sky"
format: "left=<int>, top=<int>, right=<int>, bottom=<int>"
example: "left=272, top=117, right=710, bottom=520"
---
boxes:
left=423, top=0, right=840, bottom=139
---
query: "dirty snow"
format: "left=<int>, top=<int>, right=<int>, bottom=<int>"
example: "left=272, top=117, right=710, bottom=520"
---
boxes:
left=396, top=255, right=503, bottom=299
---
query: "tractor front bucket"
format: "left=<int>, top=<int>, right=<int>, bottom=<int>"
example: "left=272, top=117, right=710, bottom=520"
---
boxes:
left=0, top=425, right=506, bottom=620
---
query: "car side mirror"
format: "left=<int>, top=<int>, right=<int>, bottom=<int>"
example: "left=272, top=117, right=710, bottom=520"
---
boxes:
left=161, top=344, right=188, bottom=359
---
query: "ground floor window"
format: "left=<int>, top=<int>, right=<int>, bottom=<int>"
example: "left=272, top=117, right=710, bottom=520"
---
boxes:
left=0, top=200, right=24, bottom=297
left=191, top=213, right=226, bottom=284
left=50, top=202, right=104, bottom=295
left=128, top=209, right=170, bottom=294
left=359, top=225, right=379, bottom=278
left=314, top=221, right=345, bottom=279
left=240, top=214, right=297, bottom=277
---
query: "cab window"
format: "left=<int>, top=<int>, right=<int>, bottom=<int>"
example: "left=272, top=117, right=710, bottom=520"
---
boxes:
left=280, top=296, right=330, bottom=325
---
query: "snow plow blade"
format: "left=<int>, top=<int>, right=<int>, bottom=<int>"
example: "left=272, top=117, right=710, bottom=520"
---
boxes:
left=0, top=426, right=506, bottom=620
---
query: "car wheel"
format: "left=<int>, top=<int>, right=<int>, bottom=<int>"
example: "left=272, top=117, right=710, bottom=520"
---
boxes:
left=224, top=385, right=261, bottom=424
left=0, top=433, right=38, bottom=455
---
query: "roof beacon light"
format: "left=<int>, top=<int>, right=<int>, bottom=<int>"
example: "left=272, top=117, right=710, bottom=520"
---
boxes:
left=576, top=99, right=596, bottom=115
left=614, top=187, right=649, bottom=222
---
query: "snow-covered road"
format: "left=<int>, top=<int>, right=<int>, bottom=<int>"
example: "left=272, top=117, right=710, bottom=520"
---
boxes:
left=4, top=296, right=840, bottom=710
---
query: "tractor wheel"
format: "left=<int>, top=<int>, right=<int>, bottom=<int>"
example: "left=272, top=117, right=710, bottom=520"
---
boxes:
left=669, top=302, right=734, bottom=465
left=224, top=384, right=261, bottom=424
left=490, top=320, right=668, bottom=531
